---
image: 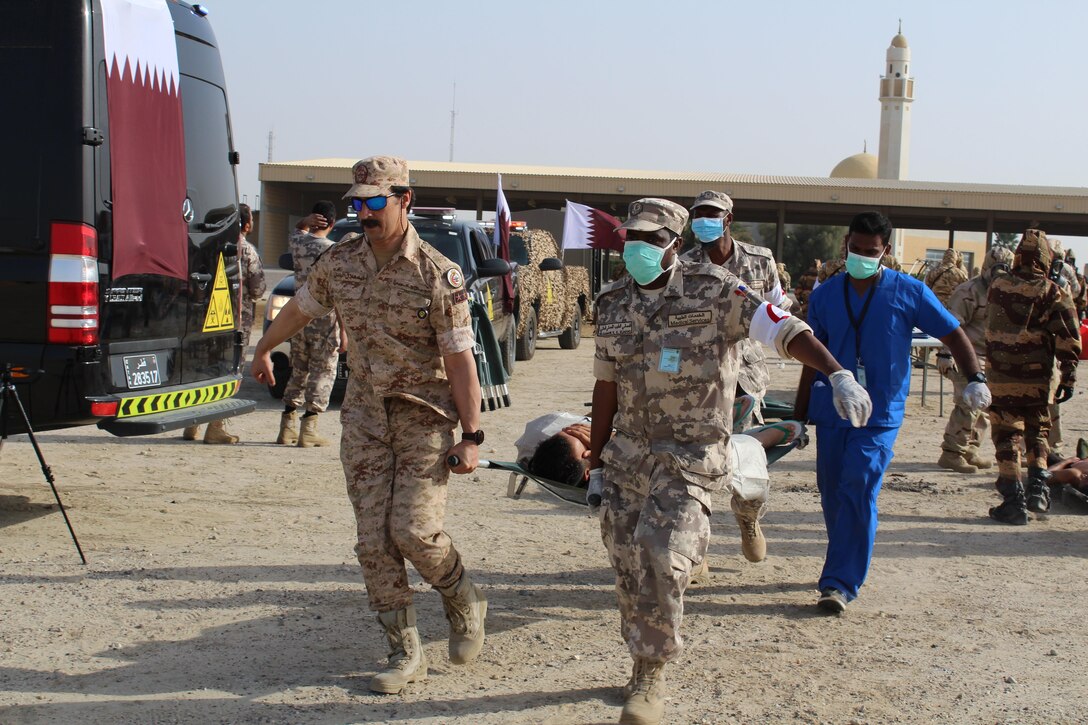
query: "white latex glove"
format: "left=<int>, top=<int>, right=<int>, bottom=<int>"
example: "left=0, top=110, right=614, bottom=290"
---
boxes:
left=587, top=468, right=604, bottom=514
left=962, top=381, right=992, bottom=412
left=936, top=354, right=955, bottom=376
left=829, top=370, right=873, bottom=427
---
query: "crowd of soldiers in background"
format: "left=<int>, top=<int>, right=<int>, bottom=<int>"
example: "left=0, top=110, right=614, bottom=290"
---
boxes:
left=794, top=241, right=1088, bottom=322
left=792, top=232, right=1087, bottom=519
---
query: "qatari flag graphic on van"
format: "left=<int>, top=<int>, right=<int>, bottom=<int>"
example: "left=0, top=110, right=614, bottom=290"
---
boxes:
left=101, top=0, right=187, bottom=281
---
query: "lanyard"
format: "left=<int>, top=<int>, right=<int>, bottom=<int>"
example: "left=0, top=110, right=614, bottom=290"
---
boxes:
left=842, top=272, right=879, bottom=364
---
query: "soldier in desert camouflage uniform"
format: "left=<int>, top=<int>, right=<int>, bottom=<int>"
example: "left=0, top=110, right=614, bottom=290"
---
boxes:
left=776, top=262, right=792, bottom=294
left=589, top=198, right=871, bottom=725
left=985, top=229, right=1081, bottom=525
left=183, top=203, right=265, bottom=445
left=253, top=157, right=488, bottom=694
left=815, top=256, right=845, bottom=287
left=935, top=246, right=1013, bottom=473
left=881, top=253, right=903, bottom=272
left=925, top=248, right=969, bottom=307
left=275, top=200, right=344, bottom=448
left=795, top=260, right=820, bottom=321
left=1044, top=238, right=1082, bottom=457
left=1068, top=249, right=1087, bottom=319
left=682, top=190, right=792, bottom=566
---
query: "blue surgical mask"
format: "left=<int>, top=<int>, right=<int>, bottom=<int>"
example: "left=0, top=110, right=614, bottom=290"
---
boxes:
left=623, top=240, right=671, bottom=285
left=691, top=217, right=724, bottom=244
left=846, top=251, right=882, bottom=279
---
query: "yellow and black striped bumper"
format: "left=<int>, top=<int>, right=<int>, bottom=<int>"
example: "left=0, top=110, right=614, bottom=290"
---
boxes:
left=116, top=379, right=240, bottom=418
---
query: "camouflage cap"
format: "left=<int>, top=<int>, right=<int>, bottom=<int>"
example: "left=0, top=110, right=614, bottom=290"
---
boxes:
left=689, top=190, right=734, bottom=214
left=617, top=198, right=688, bottom=237
left=343, top=156, right=409, bottom=199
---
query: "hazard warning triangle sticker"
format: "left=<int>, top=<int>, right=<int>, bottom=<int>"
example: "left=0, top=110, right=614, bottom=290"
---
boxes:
left=202, top=253, right=235, bottom=332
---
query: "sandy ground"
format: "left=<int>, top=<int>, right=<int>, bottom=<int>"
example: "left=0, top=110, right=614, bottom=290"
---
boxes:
left=1, top=318, right=1087, bottom=725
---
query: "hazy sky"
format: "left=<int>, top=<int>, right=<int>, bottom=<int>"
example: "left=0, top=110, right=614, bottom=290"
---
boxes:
left=204, top=0, right=1087, bottom=250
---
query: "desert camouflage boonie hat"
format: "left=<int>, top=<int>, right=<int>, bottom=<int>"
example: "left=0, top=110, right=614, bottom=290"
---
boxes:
left=618, top=198, right=688, bottom=237
left=690, top=190, right=734, bottom=214
left=343, top=156, right=409, bottom=199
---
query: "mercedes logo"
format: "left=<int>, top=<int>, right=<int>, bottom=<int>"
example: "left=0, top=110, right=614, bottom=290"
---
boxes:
left=181, top=198, right=194, bottom=223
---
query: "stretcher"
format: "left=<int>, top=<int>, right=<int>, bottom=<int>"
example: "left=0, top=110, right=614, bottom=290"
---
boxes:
left=480, top=432, right=809, bottom=508
left=760, top=397, right=795, bottom=421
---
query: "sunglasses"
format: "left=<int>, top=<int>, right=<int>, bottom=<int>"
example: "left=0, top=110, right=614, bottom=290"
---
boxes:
left=350, top=194, right=394, bottom=212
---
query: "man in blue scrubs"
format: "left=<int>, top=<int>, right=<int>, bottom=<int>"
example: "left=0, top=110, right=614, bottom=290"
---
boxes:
left=794, top=212, right=991, bottom=614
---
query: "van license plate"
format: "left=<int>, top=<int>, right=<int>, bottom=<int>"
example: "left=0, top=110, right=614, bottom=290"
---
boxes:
left=123, top=354, right=161, bottom=389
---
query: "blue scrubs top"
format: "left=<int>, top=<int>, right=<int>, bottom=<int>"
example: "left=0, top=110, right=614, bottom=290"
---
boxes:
left=807, top=269, right=959, bottom=428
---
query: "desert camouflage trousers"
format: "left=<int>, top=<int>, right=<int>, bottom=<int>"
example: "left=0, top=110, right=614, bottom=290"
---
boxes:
left=989, top=405, right=1050, bottom=482
left=1048, top=368, right=1065, bottom=454
left=341, top=395, right=463, bottom=613
left=283, top=316, right=339, bottom=413
left=941, top=370, right=990, bottom=454
left=600, top=454, right=711, bottom=663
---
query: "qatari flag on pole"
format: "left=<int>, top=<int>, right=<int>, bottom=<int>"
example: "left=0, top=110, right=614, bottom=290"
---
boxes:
left=562, top=201, right=626, bottom=252
left=492, top=175, right=515, bottom=313
left=102, top=0, right=188, bottom=281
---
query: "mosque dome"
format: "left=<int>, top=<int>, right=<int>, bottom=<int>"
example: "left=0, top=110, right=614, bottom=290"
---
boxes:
left=830, top=152, right=879, bottom=179
left=891, top=33, right=908, bottom=48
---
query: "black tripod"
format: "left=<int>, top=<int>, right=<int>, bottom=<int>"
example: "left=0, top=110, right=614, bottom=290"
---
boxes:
left=0, top=365, right=86, bottom=564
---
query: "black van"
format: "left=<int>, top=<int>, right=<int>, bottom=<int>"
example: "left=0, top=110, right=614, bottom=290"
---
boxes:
left=0, top=0, right=254, bottom=436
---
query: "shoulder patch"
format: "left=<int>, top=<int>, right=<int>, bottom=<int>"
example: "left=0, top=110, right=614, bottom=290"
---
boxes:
left=736, top=240, right=773, bottom=257
left=683, top=261, right=728, bottom=281
left=597, top=278, right=629, bottom=297
left=451, top=289, right=468, bottom=304
left=445, top=268, right=464, bottom=288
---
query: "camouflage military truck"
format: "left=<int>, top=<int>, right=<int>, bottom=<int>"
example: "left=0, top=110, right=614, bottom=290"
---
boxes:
left=508, top=226, right=592, bottom=360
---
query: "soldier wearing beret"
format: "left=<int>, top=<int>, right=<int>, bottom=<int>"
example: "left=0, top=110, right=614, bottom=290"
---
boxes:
left=253, top=156, right=488, bottom=694
left=589, top=197, right=871, bottom=725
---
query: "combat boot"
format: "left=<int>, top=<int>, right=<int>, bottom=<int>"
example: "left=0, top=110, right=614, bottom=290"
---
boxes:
left=620, top=658, right=667, bottom=725
left=688, top=557, right=711, bottom=587
left=369, top=605, right=428, bottom=694
left=182, top=425, right=201, bottom=441
left=731, top=494, right=767, bottom=563
left=203, top=419, right=239, bottom=444
left=937, top=451, right=977, bottom=474
left=438, top=572, right=487, bottom=664
left=989, top=479, right=1028, bottom=525
left=964, top=448, right=992, bottom=470
left=276, top=411, right=298, bottom=445
left=1025, top=467, right=1053, bottom=513
left=297, top=414, right=330, bottom=447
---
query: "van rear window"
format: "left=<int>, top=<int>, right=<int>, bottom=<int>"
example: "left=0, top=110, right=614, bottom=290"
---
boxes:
left=0, top=1, right=67, bottom=251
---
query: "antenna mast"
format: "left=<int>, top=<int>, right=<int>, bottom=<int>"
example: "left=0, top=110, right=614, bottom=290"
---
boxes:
left=267, top=129, right=274, bottom=163
left=448, top=82, right=456, bottom=162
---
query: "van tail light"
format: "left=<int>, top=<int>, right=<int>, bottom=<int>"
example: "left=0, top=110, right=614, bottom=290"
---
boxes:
left=90, top=400, right=119, bottom=417
left=48, top=222, right=100, bottom=345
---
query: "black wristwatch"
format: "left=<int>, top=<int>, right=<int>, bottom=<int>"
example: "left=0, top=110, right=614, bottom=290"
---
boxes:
left=966, top=371, right=987, bottom=384
left=461, top=429, right=485, bottom=445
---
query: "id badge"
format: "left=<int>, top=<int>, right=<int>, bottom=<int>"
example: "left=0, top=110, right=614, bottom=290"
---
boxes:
left=856, top=360, right=867, bottom=389
left=659, top=348, right=681, bottom=373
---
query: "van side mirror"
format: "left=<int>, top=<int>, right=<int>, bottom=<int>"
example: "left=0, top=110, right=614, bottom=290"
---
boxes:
left=477, top=258, right=512, bottom=278
left=279, top=252, right=293, bottom=271
left=539, top=257, right=563, bottom=271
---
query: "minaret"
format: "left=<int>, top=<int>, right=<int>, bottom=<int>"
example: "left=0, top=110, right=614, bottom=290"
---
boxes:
left=877, top=21, right=913, bottom=180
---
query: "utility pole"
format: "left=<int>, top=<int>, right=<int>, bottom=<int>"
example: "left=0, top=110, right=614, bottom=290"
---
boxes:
left=448, top=82, right=456, bottom=162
